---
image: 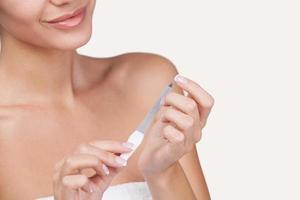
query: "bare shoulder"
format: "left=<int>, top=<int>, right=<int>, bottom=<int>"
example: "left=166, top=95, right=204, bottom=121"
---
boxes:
left=117, top=52, right=178, bottom=81
left=79, top=51, right=179, bottom=95
left=111, top=53, right=210, bottom=198
left=111, top=52, right=180, bottom=106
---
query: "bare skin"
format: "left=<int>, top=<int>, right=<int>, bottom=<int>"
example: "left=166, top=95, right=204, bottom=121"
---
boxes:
left=0, top=0, right=213, bottom=198
left=0, top=51, right=212, bottom=200
left=0, top=52, right=154, bottom=199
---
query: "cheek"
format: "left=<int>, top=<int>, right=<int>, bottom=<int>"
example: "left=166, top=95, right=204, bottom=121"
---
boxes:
left=16, top=2, right=43, bottom=23
left=0, top=0, right=45, bottom=44
left=1, top=0, right=43, bottom=26
left=1, top=0, right=95, bottom=50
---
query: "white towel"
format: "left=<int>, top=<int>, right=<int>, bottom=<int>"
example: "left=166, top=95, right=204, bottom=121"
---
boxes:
left=36, top=181, right=152, bottom=200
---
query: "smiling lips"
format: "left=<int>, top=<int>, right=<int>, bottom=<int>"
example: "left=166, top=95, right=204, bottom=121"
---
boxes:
left=45, top=6, right=87, bottom=29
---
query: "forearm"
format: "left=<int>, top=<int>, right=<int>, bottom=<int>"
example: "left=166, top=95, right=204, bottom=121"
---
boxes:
left=179, top=148, right=211, bottom=200
left=144, top=162, right=196, bottom=200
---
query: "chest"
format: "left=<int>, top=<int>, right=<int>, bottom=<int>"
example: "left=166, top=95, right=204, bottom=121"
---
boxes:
left=0, top=99, right=146, bottom=199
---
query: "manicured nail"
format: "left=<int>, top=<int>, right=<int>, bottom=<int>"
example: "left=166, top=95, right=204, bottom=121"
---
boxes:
left=102, top=164, right=110, bottom=175
left=174, top=74, right=188, bottom=84
left=122, top=142, right=134, bottom=150
left=115, top=156, right=127, bottom=166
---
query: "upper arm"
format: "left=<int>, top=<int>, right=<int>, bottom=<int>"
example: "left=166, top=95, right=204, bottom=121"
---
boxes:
left=121, top=52, right=180, bottom=108
left=125, top=52, right=210, bottom=199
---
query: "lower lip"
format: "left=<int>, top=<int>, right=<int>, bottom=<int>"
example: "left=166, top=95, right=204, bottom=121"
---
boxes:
left=47, top=7, right=86, bottom=30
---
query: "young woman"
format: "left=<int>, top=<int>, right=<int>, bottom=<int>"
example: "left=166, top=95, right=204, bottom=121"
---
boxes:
left=0, top=0, right=214, bottom=199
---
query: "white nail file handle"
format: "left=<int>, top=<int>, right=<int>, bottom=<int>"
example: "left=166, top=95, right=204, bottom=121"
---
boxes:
left=120, top=130, right=144, bottom=161
left=34, top=131, right=144, bottom=200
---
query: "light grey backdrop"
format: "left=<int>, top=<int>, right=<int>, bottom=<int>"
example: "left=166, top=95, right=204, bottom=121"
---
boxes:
left=78, top=0, right=300, bottom=199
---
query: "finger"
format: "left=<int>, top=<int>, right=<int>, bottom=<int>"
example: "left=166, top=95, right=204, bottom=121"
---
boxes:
left=162, top=92, right=199, bottom=117
left=88, top=140, right=134, bottom=153
left=89, top=167, right=121, bottom=190
left=75, top=143, right=128, bottom=168
left=83, top=165, right=121, bottom=193
left=161, top=107, right=194, bottom=132
left=60, top=154, right=108, bottom=177
left=62, top=174, right=89, bottom=190
left=163, top=125, right=185, bottom=144
left=174, top=74, right=215, bottom=123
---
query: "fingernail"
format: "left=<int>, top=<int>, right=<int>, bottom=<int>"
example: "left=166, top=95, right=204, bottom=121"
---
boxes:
left=174, top=74, right=188, bottom=84
left=102, top=164, right=110, bottom=175
left=115, top=156, right=127, bottom=166
left=122, top=142, right=134, bottom=150
left=90, top=188, right=94, bottom=193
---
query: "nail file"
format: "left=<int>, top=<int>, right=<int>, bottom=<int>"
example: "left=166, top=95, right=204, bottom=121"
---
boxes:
left=120, top=82, right=173, bottom=161
left=34, top=83, right=173, bottom=200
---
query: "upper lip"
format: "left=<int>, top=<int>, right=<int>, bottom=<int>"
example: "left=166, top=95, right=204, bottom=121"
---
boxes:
left=46, top=6, right=86, bottom=23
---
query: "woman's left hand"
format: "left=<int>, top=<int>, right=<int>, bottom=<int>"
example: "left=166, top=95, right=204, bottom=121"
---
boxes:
left=138, top=74, right=215, bottom=178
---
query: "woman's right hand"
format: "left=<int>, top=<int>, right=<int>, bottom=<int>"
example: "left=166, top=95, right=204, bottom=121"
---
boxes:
left=53, top=140, right=134, bottom=200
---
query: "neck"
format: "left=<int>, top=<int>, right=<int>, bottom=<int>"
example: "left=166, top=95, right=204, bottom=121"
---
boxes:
left=0, top=32, right=79, bottom=108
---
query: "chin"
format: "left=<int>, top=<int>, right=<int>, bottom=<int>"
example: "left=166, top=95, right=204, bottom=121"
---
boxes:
left=38, top=3, right=95, bottom=51
left=49, top=29, right=92, bottom=51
